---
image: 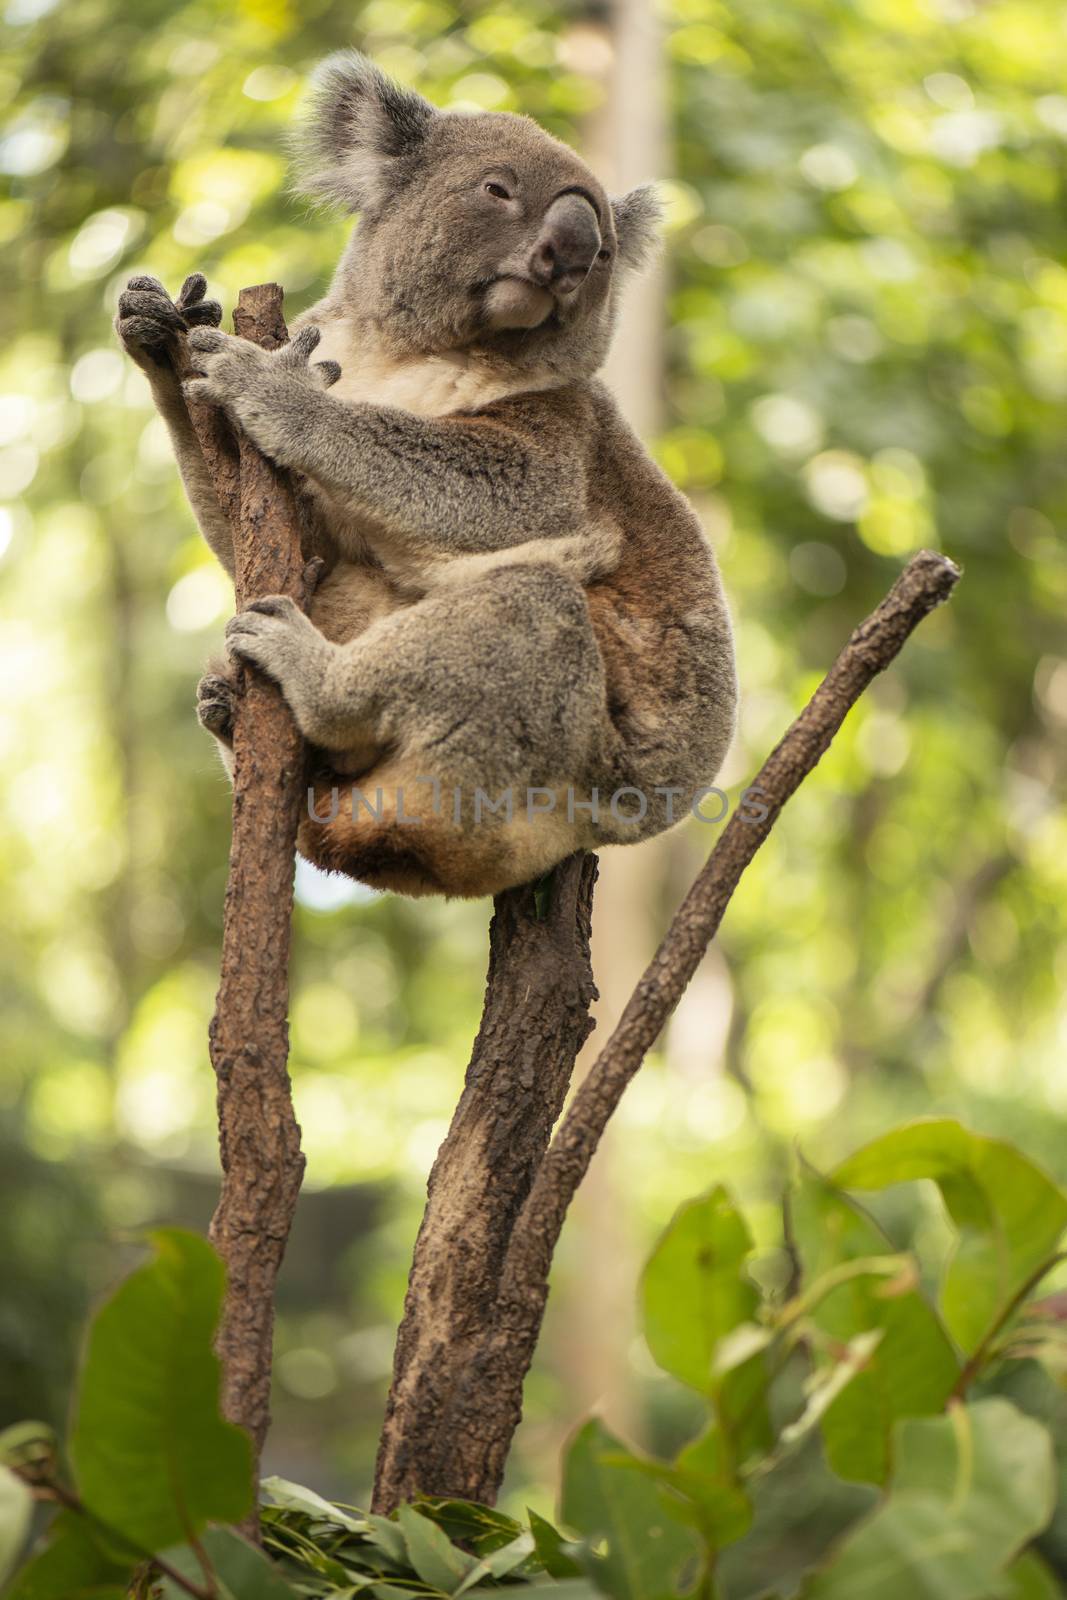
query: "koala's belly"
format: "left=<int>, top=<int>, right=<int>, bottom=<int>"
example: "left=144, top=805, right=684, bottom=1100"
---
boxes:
left=309, top=559, right=409, bottom=644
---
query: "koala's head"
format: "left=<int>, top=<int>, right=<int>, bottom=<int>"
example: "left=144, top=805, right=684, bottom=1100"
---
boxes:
left=295, top=53, right=660, bottom=378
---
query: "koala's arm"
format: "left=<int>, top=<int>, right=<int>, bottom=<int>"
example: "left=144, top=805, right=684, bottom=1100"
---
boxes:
left=186, top=327, right=588, bottom=556
left=115, top=276, right=236, bottom=577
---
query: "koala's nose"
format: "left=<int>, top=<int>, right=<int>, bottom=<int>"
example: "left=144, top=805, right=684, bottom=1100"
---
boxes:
left=529, top=194, right=601, bottom=295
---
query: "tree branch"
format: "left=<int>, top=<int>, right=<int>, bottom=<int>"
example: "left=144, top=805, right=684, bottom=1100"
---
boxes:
left=373, top=548, right=960, bottom=1506
left=170, top=285, right=309, bottom=1505
left=507, top=549, right=961, bottom=1275
left=372, top=852, right=598, bottom=1511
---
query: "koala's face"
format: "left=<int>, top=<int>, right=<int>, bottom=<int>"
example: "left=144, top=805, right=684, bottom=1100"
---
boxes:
left=296, top=55, right=660, bottom=374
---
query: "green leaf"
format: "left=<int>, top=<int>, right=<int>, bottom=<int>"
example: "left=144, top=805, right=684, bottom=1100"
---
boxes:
left=790, top=1167, right=960, bottom=1482
left=0, top=1425, right=58, bottom=1477
left=801, top=1398, right=1056, bottom=1599
left=414, top=1496, right=525, bottom=1555
left=776, top=1330, right=885, bottom=1456
left=3, top=1512, right=130, bottom=1600
left=0, top=1466, right=33, bottom=1585
left=561, top=1419, right=700, bottom=1600
left=642, top=1187, right=771, bottom=1460
left=642, top=1186, right=760, bottom=1392
left=529, top=1508, right=584, bottom=1577
left=260, top=1474, right=367, bottom=1533
left=396, top=1503, right=477, bottom=1589
left=69, top=1228, right=253, bottom=1555
left=667, top=1423, right=752, bottom=1551
left=1001, top=1550, right=1063, bottom=1599
left=158, top=1526, right=300, bottom=1598
left=832, top=1121, right=1067, bottom=1355
left=454, top=1531, right=536, bottom=1594
left=362, top=1512, right=410, bottom=1565
left=525, top=1584, right=604, bottom=1597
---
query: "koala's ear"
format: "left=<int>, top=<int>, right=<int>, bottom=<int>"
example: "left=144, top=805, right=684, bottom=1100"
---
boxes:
left=293, top=51, right=437, bottom=213
left=611, top=184, right=663, bottom=271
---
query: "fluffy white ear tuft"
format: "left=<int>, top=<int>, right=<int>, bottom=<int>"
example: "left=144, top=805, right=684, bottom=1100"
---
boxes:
left=611, top=184, right=663, bottom=271
left=292, top=51, right=436, bottom=214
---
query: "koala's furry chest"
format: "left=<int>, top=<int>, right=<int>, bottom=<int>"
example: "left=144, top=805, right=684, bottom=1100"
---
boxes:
left=311, top=321, right=533, bottom=417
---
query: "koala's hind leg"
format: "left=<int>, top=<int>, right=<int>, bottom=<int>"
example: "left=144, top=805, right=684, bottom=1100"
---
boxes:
left=196, top=663, right=237, bottom=778
left=228, top=566, right=617, bottom=897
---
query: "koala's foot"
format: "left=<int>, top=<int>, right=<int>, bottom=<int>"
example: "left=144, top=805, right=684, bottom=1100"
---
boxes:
left=115, top=273, right=223, bottom=370
left=184, top=325, right=341, bottom=461
left=225, top=594, right=324, bottom=684
left=225, top=595, right=340, bottom=745
left=196, top=670, right=238, bottom=744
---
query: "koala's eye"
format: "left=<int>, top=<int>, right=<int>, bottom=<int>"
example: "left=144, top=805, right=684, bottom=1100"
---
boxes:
left=484, top=180, right=512, bottom=201
left=597, top=248, right=612, bottom=263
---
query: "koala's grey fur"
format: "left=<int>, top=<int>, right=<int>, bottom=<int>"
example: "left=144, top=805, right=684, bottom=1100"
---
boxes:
left=115, top=54, right=737, bottom=899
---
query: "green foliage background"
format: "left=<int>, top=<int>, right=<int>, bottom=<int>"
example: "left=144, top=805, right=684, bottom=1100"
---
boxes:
left=2, top=0, right=1066, bottom=1575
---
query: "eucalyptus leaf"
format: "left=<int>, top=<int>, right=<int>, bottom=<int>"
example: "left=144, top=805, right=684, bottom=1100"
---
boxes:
left=790, top=1166, right=959, bottom=1482
left=832, top=1121, right=1067, bottom=1355
left=261, top=1474, right=367, bottom=1533
left=561, top=1418, right=701, bottom=1600
left=529, top=1508, right=584, bottom=1577
left=415, top=1496, right=526, bottom=1554
left=525, top=1583, right=604, bottom=1597
left=0, top=1465, right=32, bottom=1585
left=363, top=1512, right=411, bottom=1565
left=801, top=1398, right=1056, bottom=1599
left=69, top=1228, right=253, bottom=1555
left=3, top=1511, right=130, bottom=1600
left=454, top=1531, right=537, bottom=1594
left=396, top=1502, right=478, bottom=1589
left=0, top=1424, right=57, bottom=1476
left=158, top=1525, right=300, bottom=1598
left=1001, top=1550, right=1063, bottom=1599
left=776, top=1330, right=884, bottom=1454
left=641, top=1186, right=771, bottom=1460
left=668, top=1423, right=752, bottom=1551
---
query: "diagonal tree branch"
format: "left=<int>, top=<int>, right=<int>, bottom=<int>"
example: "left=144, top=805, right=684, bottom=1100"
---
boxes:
left=507, top=548, right=962, bottom=1270
left=373, top=547, right=960, bottom=1508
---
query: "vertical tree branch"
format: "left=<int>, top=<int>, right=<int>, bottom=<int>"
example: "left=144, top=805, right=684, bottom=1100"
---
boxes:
left=183, top=286, right=308, bottom=1483
left=373, top=549, right=961, bottom=1508
left=372, top=854, right=598, bottom=1511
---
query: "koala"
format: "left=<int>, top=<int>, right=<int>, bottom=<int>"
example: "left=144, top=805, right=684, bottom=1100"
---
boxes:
left=115, top=53, right=737, bottom=899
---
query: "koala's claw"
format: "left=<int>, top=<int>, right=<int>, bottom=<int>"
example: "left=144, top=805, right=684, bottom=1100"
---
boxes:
left=246, top=594, right=301, bottom=619
left=185, top=325, right=233, bottom=365
left=196, top=672, right=237, bottom=742
left=225, top=594, right=318, bottom=686
left=183, top=324, right=340, bottom=445
left=115, top=273, right=222, bottom=362
left=290, top=325, right=321, bottom=360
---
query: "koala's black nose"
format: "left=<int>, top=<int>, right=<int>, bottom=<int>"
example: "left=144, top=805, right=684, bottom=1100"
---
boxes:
left=529, top=193, right=601, bottom=295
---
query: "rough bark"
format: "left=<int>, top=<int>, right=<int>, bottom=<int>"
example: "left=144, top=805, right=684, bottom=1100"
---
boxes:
left=372, top=853, right=598, bottom=1512
left=374, top=548, right=961, bottom=1508
left=179, top=286, right=308, bottom=1475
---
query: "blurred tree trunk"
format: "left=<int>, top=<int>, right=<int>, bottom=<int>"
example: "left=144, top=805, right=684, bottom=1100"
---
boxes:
left=552, top=0, right=669, bottom=1448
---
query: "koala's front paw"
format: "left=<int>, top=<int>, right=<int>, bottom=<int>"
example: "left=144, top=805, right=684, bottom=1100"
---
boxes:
left=196, top=670, right=238, bottom=744
left=225, top=593, right=322, bottom=686
left=115, top=273, right=222, bottom=369
left=185, top=326, right=341, bottom=462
